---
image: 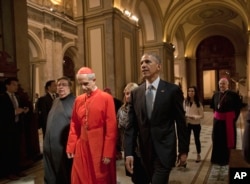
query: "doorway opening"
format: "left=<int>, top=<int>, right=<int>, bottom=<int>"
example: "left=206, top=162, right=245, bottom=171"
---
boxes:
left=196, top=36, right=235, bottom=105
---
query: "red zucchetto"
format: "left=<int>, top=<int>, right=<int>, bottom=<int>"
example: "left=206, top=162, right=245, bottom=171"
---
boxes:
left=77, top=67, right=94, bottom=74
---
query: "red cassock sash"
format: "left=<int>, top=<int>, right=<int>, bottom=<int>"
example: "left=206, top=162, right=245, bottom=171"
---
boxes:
left=214, top=111, right=235, bottom=148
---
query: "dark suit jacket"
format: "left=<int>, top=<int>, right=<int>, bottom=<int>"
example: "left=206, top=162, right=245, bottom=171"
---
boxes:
left=36, top=93, right=54, bottom=131
left=125, top=80, right=189, bottom=174
left=0, top=92, right=24, bottom=174
left=0, top=92, right=25, bottom=128
left=0, top=93, right=16, bottom=128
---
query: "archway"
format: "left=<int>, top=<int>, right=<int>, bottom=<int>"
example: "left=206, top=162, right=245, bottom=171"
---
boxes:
left=63, top=55, right=76, bottom=94
left=196, top=35, right=236, bottom=104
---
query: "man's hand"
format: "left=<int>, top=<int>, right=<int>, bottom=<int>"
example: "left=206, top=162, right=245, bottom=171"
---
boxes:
left=23, top=107, right=29, bottom=113
left=125, top=156, right=134, bottom=174
left=16, top=108, right=25, bottom=115
left=67, top=152, right=74, bottom=159
left=102, top=157, right=111, bottom=165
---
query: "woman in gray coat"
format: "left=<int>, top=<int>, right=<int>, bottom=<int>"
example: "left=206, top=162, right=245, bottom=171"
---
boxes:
left=43, top=77, right=75, bottom=184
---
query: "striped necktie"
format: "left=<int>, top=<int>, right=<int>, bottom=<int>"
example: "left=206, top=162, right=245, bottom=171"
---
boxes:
left=52, top=93, right=56, bottom=100
left=11, top=94, right=19, bottom=122
left=11, top=94, right=18, bottom=109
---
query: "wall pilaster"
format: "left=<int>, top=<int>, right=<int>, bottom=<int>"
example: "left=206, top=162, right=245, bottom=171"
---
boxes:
left=140, top=42, right=175, bottom=82
left=53, top=31, right=63, bottom=80
left=83, top=1, right=139, bottom=99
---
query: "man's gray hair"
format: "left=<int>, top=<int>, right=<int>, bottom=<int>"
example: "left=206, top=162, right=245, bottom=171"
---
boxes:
left=142, top=53, right=161, bottom=64
left=219, top=77, right=229, bottom=84
left=76, top=73, right=96, bottom=80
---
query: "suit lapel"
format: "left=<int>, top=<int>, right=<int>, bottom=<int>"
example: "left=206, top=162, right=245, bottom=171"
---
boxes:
left=152, top=80, right=166, bottom=116
left=138, top=83, right=147, bottom=117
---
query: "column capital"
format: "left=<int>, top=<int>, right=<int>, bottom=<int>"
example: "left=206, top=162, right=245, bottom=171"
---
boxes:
left=43, top=27, right=53, bottom=40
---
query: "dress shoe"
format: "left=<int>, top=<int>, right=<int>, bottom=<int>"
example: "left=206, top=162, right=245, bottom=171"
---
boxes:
left=17, top=172, right=27, bottom=177
left=116, top=152, right=123, bottom=160
left=176, top=160, right=187, bottom=168
left=7, top=174, right=19, bottom=180
left=176, top=158, right=187, bottom=168
left=176, top=154, right=187, bottom=168
left=196, top=154, right=201, bottom=163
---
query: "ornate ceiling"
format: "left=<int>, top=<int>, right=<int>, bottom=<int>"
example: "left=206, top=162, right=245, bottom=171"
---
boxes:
left=28, top=0, right=249, bottom=57
left=122, top=0, right=249, bottom=57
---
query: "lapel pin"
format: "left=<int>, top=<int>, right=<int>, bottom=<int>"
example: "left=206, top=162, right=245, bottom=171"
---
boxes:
left=161, top=90, right=165, bottom=92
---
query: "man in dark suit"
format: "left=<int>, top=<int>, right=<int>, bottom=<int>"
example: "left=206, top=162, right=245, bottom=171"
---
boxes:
left=103, top=87, right=123, bottom=159
left=36, top=80, right=57, bottom=138
left=124, top=53, right=189, bottom=184
left=0, top=77, right=29, bottom=180
left=103, top=87, right=122, bottom=114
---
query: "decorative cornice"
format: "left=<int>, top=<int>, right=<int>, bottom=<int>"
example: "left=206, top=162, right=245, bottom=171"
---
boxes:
left=27, top=3, right=77, bottom=36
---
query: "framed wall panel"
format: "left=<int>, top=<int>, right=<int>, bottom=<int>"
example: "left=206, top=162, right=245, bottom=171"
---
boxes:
left=89, top=27, right=104, bottom=89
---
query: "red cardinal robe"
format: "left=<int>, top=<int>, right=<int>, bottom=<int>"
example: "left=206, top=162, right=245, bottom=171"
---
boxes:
left=66, top=89, right=117, bottom=184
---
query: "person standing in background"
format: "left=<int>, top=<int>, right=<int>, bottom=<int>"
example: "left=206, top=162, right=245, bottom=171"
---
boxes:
left=66, top=67, right=117, bottom=184
left=117, top=83, right=138, bottom=153
left=104, top=87, right=123, bottom=160
left=0, top=78, right=29, bottom=180
left=124, top=53, right=189, bottom=184
left=210, top=77, right=241, bottom=166
left=43, top=77, right=75, bottom=184
left=104, top=87, right=122, bottom=114
left=36, top=80, right=57, bottom=138
left=183, top=86, right=204, bottom=163
left=117, top=82, right=149, bottom=184
left=33, top=93, right=39, bottom=110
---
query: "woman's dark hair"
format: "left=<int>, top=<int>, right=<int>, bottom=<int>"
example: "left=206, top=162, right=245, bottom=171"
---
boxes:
left=45, top=80, right=56, bottom=90
left=57, top=76, right=72, bottom=87
left=185, top=86, right=201, bottom=107
left=4, top=77, right=18, bottom=85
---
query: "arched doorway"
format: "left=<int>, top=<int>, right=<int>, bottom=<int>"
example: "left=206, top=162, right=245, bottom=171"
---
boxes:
left=196, top=36, right=236, bottom=104
left=63, top=55, right=76, bottom=94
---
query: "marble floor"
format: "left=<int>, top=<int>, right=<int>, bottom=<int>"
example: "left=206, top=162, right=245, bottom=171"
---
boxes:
left=0, top=107, right=247, bottom=184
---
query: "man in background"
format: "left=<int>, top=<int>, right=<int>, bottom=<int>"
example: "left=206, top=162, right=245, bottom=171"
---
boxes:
left=104, top=87, right=123, bottom=159
left=0, top=78, right=29, bottom=180
left=36, top=80, right=57, bottom=138
left=104, top=87, right=122, bottom=114
left=210, top=77, right=241, bottom=166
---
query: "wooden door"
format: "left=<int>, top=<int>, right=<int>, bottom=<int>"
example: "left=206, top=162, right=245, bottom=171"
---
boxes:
left=196, top=36, right=235, bottom=104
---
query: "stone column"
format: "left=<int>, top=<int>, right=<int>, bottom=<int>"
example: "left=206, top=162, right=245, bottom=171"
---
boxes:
left=14, top=0, right=30, bottom=94
left=162, top=43, right=175, bottom=82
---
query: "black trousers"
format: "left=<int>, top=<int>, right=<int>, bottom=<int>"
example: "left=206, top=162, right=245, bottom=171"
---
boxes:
left=126, top=154, right=150, bottom=184
left=151, top=158, right=171, bottom=184
left=187, top=123, right=201, bottom=154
